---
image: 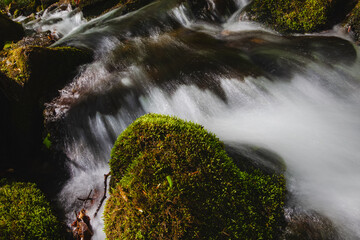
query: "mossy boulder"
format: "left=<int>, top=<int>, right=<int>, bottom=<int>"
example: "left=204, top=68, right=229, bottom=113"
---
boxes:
left=0, top=45, right=92, bottom=102
left=0, top=181, right=63, bottom=239
left=244, top=0, right=346, bottom=33
left=0, top=14, right=24, bottom=49
left=344, top=1, right=360, bottom=43
left=104, top=113, right=286, bottom=239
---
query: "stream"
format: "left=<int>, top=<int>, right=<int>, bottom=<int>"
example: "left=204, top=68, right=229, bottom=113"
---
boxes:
left=21, top=0, right=360, bottom=239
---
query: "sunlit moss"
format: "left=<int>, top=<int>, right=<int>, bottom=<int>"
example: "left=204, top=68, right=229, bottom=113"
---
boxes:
left=246, top=0, right=336, bottom=33
left=0, top=181, right=63, bottom=240
left=104, top=113, right=286, bottom=239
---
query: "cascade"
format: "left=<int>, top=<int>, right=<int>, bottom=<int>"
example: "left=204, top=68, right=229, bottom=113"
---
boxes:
left=18, top=0, right=360, bottom=238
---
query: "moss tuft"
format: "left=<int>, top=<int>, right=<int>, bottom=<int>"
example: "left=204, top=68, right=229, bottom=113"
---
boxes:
left=104, top=113, right=286, bottom=239
left=0, top=181, right=63, bottom=239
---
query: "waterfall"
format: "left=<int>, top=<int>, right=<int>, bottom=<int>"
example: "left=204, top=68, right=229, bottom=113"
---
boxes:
left=33, top=0, right=360, bottom=238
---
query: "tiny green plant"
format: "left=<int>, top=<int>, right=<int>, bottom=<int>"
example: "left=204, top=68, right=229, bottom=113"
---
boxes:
left=43, top=133, right=52, bottom=149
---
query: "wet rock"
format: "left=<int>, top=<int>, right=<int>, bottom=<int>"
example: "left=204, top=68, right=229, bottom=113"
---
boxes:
left=184, top=0, right=237, bottom=23
left=79, top=0, right=156, bottom=19
left=225, top=143, right=286, bottom=175
left=0, top=46, right=92, bottom=199
left=0, top=14, right=25, bottom=49
left=281, top=207, right=341, bottom=240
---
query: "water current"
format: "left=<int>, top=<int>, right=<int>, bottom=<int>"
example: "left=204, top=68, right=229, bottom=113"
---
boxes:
left=21, top=0, right=360, bottom=238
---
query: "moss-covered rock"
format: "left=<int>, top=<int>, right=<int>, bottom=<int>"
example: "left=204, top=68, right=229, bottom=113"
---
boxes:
left=0, top=181, right=63, bottom=239
left=0, top=0, right=57, bottom=17
left=344, top=1, right=360, bottom=43
left=0, top=45, right=92, bottom=102
left=244, top=0, right=345, bottom=33
left=104, top=113, right=286, bottom=239
left=0, top=14, right=24, bottom=49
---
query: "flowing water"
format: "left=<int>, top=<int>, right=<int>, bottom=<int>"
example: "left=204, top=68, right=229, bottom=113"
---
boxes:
left=22, top=0, right=360, bottom=238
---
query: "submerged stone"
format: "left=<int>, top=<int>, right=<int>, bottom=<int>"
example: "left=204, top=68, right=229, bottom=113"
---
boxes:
left=104, top=113, right=286, bottom=239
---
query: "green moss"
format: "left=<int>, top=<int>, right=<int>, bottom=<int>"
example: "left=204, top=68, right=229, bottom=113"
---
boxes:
left=246, top=0, right=337, bottom=33
left=0, top=181, right=63, bottom=239
left=104, top=113, right=286, bottom=239
left=0, top=0, right=57, bottom=16
left=345, top=1, right=360, bottom=42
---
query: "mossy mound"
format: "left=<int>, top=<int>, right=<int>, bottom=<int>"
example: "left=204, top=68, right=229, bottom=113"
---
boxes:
left=0, top=181, right=63, bottom=239
left=245, top=0, right=339, bottom=33
left=104, top=113, right=286, bottom=239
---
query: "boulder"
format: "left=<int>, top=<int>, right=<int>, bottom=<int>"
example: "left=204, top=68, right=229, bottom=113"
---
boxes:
left=0, top=14, right=24, bottom=49
left=0, top=181, right=63, bottom=239
left=184, top=0, right=237, bottom=23
left=0, top=45, right=92, bottom=103
left=243, top=0, right=355, bottom=33
left=104, top=113, right=286, bottom=239
left=0, top=46, right=92, bottom=197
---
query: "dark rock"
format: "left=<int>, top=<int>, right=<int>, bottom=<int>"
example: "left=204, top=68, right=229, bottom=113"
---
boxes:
left=0, top=46, right=92, bottom=198
left=0, top=14, right=25, bottom=49
left=0, top=45, right=93, bottom=103
left=281, top=207, right=341, bottom=240
left=184, top=0, right=237, bottom=23
left=79, top=0, right=156, bottom=19
left=225, top=143, right=286, bottom=175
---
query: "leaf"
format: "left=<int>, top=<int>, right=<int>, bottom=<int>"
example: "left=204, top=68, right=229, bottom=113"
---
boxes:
left=42, top=133, right=52, bottom=149
left=166, top=176, right=173, bottom=188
